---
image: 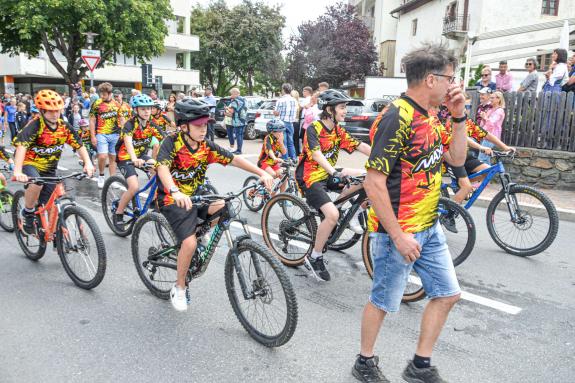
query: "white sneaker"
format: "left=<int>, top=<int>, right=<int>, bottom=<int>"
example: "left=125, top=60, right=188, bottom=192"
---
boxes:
left=348, top=211, right=364, bottom=234
left=170, top=284, right=188, bottom=312
left=97, top=175, right=105, bottom=189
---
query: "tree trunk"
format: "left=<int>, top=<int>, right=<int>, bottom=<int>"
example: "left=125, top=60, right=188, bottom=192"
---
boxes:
left=247, top=68, right=254, bottom=96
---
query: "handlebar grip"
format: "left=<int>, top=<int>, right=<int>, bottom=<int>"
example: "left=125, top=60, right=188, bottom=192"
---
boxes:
left=191, top=195, right=202, bottom=204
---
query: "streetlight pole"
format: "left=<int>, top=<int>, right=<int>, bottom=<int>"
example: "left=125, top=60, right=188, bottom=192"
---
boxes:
left=82, top=32, right=99, bottom=88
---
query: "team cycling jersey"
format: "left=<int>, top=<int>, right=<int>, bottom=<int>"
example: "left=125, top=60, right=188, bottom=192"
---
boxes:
left=13, top=117, right=82, bottom=173
left=257, top=134, right=282, bottom=168
left=90, top=98, right=122, bottom=135
left=115, top=117, right=165, bottom=162
left=152, top=113, right=173, bottom=134
left=155, top=132, right=233, bottom=207
left=366, top=95, right=451, bottom=234
left=296, top=120, right=360, bottom=188
left=118, top=102, right=132, bottom=122
left=0, top=145, right=11, bottom=162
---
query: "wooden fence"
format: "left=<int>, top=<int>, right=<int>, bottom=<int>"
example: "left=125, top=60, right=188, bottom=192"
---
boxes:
left=469, top=91, right=575, bottom=152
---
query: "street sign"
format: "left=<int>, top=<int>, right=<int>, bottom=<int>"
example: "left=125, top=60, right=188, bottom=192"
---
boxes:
left=81, top=49, right=101, bottom=72
left=142, top=64, right=153, bottom=87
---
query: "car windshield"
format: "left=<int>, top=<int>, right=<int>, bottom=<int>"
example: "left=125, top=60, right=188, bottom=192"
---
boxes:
left=346, top=101, right=366, bottom=114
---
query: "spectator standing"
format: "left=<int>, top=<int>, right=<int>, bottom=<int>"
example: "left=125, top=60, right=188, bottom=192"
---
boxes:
left=149, top=89, right=158, bottom=101
left=227, top=88, right=247, bottom=154
left=318, top=82, right=329, bottom=92
left=89, top=87, right=99, bottom=105
left=543, top=48, right=569, bottom=92
left=495, top=60, right=513, bottom=92
left=274, top=83, right=298, bottom=160
left=202, top=87, right=217, bottom=141
left=3, top=98, right=18, bottom=141
left=15, top=102, right=30, bottom=133
left=301, top=92, right=320, bottom=133
left=166, top=93, right=177, bottom=122
left=299, top=86, right=313, bottom=149
left=291, top=89, right=302, bottom=156
left=518, top=58, right=539, bottom=93
left=475, top=87, right=493, bottom=127
left=475, top=67, right=496, bottom=91
left=478, top=91, right=505, bottom=164
left=562, top=53, right=575, bottom=93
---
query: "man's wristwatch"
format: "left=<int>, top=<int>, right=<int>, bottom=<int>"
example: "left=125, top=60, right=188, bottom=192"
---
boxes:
left=451, top=114, right=467, bottom=123
left=169, top=186, right=180, bottom=195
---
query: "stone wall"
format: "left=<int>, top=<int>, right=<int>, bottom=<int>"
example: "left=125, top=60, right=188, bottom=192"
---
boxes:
left=501, top=148, right=575, bottom=190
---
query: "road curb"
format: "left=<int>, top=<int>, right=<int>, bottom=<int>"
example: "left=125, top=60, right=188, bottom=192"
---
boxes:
left=474, top=196, right=575, bottom=223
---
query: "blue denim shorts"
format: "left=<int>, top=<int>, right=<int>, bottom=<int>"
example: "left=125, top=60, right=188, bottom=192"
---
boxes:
left=96, top=133, right=119, bottom=155
left=369, top=221, right=460, bottom=313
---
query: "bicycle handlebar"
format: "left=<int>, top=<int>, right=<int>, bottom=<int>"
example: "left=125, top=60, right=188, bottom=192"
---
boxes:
left=191, top=182, right=258, bottom=205
left=0, top=163, right=13, bottom=172
left=124, top=160, right=156, bottom=171
left=13, top=172, right=88, bottom=185
left=280, top=159, right=298, bottom=168
left=343, top=174, right=366, bottom=186
left=491, top=150, right=515, bottom=158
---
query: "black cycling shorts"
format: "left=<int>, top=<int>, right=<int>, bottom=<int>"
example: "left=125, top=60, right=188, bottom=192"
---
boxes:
left=160, top=203, right=210, bottom=244
left=299, top=180, right=343, bottom=211
left=117, top=155, right=151, bottom=179
left=22, top=165, right=56, bottom=206
left=446, top=157, right=484, bottom=180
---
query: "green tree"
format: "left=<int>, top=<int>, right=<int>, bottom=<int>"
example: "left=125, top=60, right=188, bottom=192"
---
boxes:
left=0, top=0, right=172, bottom=94
left=189, top=0, right=285, bottom=96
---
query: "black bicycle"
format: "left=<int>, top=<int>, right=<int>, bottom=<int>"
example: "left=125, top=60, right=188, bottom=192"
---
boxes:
left=242, top=159, right=299, bottom=212
left=131, top=184, right=298, bottom=347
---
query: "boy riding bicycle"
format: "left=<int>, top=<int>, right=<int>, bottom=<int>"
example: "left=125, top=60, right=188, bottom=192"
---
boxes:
left=112, top=94, right=166, bottom=231
left=155, top=98, right=273, bottom=312
left=295, top=89, right=371, bottom=281
left=12, top=90, right=94, bottom=234
left=256, top=119, right=288, bottom=194
left=0, top=145, right=14, bottom=186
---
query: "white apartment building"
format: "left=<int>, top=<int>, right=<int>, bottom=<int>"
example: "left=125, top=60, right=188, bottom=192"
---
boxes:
left=353, top=0, right=574, bottom=88
left=0, top=0, right=199, bottom=96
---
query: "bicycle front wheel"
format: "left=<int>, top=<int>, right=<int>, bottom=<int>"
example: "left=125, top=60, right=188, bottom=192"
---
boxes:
left=225, top=238, right=298, bottom=347
left=131, top=212, right=178, bottom=299
left=438, top=197, right=476, bottom=266
left=11, top=190, right=47, bottom=261
left=56, top=205, right=107, bottom=289
left=361, top=233, right=425, bottom=303
left=0, top=190, right=15, bottom=232
left=242, top=176, right=266, bottom=212
left=261, top=193, right=316, bottom=266
left=486, top=184, right=559, bottom=256
left=101, top=175, right=137, bottom=237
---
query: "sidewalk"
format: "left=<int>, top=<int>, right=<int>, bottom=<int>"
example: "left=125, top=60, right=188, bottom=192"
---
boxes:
left=216, top=137, right=575, bottom=222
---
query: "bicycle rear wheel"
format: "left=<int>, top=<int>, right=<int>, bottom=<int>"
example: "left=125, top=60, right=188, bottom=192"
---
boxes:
left=261, top=193, right=316, bottom=266
left=242, top=176, right=266, bottom=212
left=132, top=212, right=178, bottom=299
left=11, top=190, right=47, bottom=261
left=438, top=197, right=476, bottom=266
left=0, top=190, right=15, bottom=232
left=57, top=205, right=107, bottom=289
left=101, top=175, right=137, bottom=237
left=486, top=184, right=559, bottom=256
left=361, top=233, right=425, bottom=303
left=225, top=238, right=298, bottom=347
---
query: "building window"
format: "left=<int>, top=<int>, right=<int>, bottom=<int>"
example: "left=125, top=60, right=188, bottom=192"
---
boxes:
left=537, top=53, right=553, bottom=70
left=412, top=19, right=417, bottom=36
left=176, top=53, right=184, bottom=69
left=176, top=16, right=185, bottom=34
left=541, top=0, right=559, bottom=16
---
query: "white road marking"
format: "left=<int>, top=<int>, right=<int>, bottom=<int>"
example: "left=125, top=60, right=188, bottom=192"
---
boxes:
left=57, top=165, right=69, bottom=171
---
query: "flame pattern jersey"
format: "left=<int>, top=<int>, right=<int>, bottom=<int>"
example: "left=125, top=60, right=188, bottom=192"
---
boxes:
left=155, top=132, right=233, bottom=207
left=257, top=134, right=283, bottom=168
left=0, top=145, right=11, bottom=162
left=152, top=114, right=173, bottom=134
left=444, top=116, right=488, bottom=143
left=13, top=117, right=82, bottom=173
left=296, top=120, right=360, bottom=188
left=366, top=95, right=451, bottom=234
left=89, top=98, right=122, bottom=135
left=115, top=117, right=166, bottom=161
left=118, top=102, right=132, bottom=121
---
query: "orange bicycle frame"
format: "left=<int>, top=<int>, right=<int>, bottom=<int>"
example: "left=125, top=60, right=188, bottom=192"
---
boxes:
left=34, top=182, right=66, bottom=242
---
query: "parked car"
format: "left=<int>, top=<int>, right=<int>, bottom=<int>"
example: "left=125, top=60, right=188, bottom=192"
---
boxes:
left=214, top=96, right=264, bottom=140
left=253, top=99, right=278, bottom=137
left=340, top=99, right=389, bottom=143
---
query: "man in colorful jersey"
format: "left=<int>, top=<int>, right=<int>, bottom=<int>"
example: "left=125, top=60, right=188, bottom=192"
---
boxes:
left=352, top=44, right=468, bottom=383
left=89, top=82, right=124, bottom=189
left=12, top=90, right=94, bottom=234
left=296, top=89, right=371, bottom=282
left=112, top=94, right=165, bottom=230
left=114, top=89, right=132, bottom=123
left=0, top=145, right=14, bottom=187
left=155, top=98, right=273, bottom=312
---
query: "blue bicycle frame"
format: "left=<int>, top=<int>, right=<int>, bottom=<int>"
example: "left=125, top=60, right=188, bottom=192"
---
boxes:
left=122, top=174, right=158, bottom=220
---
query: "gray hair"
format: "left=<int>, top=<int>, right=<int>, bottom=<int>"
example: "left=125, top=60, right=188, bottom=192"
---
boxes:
left=526, top=57, right=538, bottom=67
left=230, top=87, right=240, bottom=96
left=402, top=43, right=458, bottom=86
left=282, top=83, right=293, bottom=94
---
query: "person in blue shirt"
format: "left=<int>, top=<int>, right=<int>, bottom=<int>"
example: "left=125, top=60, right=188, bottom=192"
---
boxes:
left=202, top=87, right=217, bottom=141
left=474, top=66, right=496, bottom=91
left=3, top=98, right=18, bottom=141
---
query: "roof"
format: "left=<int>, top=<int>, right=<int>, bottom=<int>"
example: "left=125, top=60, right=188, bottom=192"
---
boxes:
left=390, top=0, right=434, bottom=15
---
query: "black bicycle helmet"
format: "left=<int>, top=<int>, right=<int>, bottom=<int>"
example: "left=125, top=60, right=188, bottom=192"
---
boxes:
left=174, top=98, right=211, bottom=124
left=317, top=89, right=352, bottom=110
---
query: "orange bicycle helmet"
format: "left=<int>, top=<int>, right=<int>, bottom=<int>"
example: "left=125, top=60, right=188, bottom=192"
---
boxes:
left=34, top=89, right=65, bottom=111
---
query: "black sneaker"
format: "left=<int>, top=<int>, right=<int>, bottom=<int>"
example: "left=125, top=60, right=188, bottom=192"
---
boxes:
left=402, top=360, right=447, bottom=383
left=304, top=255, right=330, bottom=281
left=352, top=355, right=390, bottom=383
left=22, top=209, right=36, bottom=235
left=112, top=213, right=125, bottom=231
left=440, top=212, right=458, bottom=234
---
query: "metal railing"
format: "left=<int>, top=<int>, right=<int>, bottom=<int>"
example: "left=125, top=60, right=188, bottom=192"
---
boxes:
left=442, top=15, right=470, bottom=35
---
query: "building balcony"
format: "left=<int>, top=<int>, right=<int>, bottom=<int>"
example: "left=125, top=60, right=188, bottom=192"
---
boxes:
left=442, top=15, right=470, bottom=40
left=164, top=33, right=199, bottom=52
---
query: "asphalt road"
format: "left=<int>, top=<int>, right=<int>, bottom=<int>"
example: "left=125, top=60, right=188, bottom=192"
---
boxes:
left=1, top=140, right=574, bottom=383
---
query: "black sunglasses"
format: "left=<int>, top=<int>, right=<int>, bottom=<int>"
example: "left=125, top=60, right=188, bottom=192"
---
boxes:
left=481, top=74, right=490, bottom=77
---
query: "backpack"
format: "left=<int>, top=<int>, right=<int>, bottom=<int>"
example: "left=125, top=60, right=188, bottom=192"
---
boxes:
left=236, top=97, right=247, bottom=124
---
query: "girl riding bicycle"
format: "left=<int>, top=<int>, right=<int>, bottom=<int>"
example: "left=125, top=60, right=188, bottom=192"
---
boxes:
left=155, top=98, right=273, bottom=312
left=295, top=89, right=371, bottom=281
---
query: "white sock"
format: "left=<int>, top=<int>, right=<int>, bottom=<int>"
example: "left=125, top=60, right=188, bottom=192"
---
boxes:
left=310, top=250, right=322, bottom=260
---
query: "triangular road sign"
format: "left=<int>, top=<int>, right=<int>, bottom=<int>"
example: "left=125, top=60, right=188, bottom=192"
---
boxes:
left=82, top=56, right=101, bottom=72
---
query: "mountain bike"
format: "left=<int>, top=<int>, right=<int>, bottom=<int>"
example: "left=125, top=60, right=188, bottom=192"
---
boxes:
left=0, top=163, right=14, bottom=232
left=131, top=183, right=298, bottom=347
left=102, top=161, right=219, bottom=237
left=362, top=197, right=476, bottom=303
left=442, top=150, right=558, bottom=256
left=242, top=159, right=299, bottom=212
left=11, top=172, right=107, bottom=289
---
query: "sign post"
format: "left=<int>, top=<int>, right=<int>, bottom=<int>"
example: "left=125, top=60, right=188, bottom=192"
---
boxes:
left=81, top=49, right=101, bottom=87
left=142, top=64, right=153, bottom=88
